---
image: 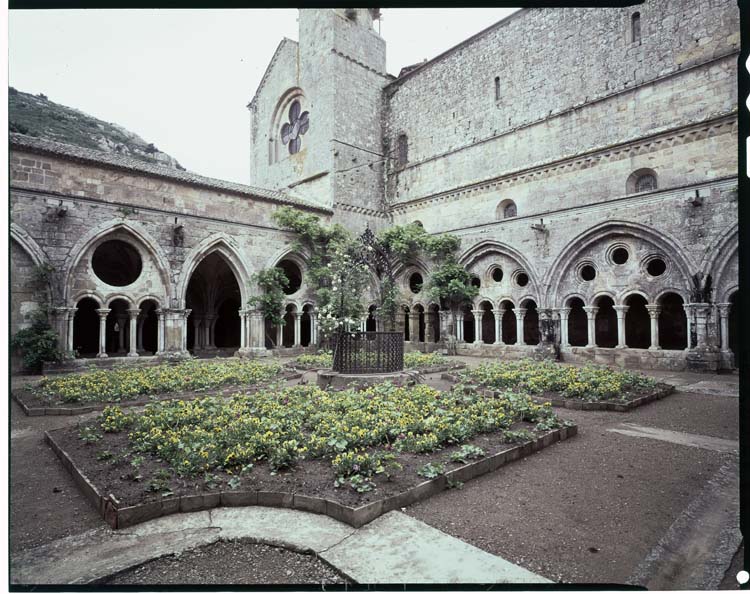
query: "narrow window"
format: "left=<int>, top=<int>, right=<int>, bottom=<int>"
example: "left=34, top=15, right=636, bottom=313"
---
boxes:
left=631, top=12, right=641, bottom=43
left=504, top=201, right=517, bottom=218
left=635, top=173, right=656, bottom=193
left=397, top=134, right=408, bottom=167
left=494, top=76, right=501, bottom=101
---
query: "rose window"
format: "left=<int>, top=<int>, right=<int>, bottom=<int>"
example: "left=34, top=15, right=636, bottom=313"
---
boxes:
left=280, top=100, right=310, bottom=155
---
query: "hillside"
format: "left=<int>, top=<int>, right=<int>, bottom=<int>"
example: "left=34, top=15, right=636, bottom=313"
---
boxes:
left=9, top=87, right=185, bottom=170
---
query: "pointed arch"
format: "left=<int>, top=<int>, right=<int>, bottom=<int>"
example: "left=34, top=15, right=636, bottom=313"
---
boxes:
left=62, top=220, right=172, bottom=303
left=699, top=224, right=738, bottom=302
left=11, top=223, right=49, bottom=268
left=545, top=221, right=694, bottom=305
left=459, top=240, right=540, bottom=288
left=176, top=233, right=251, bottom=306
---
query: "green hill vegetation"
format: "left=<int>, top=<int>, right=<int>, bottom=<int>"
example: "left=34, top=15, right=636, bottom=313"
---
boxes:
left=9, top=87, right=185, bottom=170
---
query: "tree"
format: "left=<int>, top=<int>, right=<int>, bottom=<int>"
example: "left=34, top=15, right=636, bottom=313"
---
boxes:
left=11, top=309, right=64, bottom=372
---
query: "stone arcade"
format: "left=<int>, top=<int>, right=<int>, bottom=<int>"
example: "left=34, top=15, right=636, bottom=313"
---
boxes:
left=10, top=3, right=739, bottom=373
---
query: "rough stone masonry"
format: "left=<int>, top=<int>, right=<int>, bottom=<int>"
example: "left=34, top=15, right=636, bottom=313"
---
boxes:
left=10, top=3, right=739, bottom=373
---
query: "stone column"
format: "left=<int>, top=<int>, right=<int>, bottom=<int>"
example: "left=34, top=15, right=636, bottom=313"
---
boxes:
left=294, top=313, right=302, bottom=346
left=470, top=310, right=482, bottom=344
left=425, top=313, right=435, bottom=343
left=192, top=317, right=203, bottom=349
left=515, top=307, right=527, bottom=345
left=247, top=309, right=269, bottom=354
left=583, top=306, right=598, bottom=348
left=456, top=314, right=464, bottom=342
left=155, top=309, right=165, bottom=354
left=95, top=308, right=110, bottom=358
left=115, top=315, right=127, bottom=354
left=555, top=308, right=571, bottom=347
left=203, top=314, right=216, bottom=350
left=136, top=315, right=145, bottom=353
left=409, top=313, right=421, bottom=342
left=646, top=305, right=661, bottom=350
left=127, top=309, right=139, bottom=357
left=239, top=309, right=247, bottom=349
left=66, top=308, right=76, bottom=352
left=276, top=323, right=283, bottom=349
left=686, top=303, right=713, bottom=349
left=613, top=305, right=629, bottom=349
left=716, top=303, right=731, bottom=353
left=182, top=310, right=191, bottom=353
left=310, top=311, right=318, bottom=345
left=492, top=308, right=504, bottom=345
left=439, top=311, right=451, bottom=340
left=684, top=303, right=720, bottom=371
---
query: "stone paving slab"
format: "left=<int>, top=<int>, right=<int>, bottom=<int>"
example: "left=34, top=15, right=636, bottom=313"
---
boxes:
left=677, top=380, right=739, bottom=397
left=608, top=423, right=739, bottom=454
left=320, top=511, right=550, bottom=584
left=11, top=506, right=546, bottom=586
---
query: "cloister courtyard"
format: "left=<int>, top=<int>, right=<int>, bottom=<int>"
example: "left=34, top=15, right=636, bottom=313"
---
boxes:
left=9, top=351, right=741, bottom=587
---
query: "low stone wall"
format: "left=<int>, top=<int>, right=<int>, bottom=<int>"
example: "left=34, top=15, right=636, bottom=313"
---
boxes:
left=561, top=346, right=689, bottom=371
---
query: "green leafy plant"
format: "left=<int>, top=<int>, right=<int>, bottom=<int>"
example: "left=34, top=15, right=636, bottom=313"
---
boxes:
left=448, top=444, right=486, bottom=464
left=248, top=267, right=289, bottom=334
left=417, top=462, right=445, bottom=479
left=11, top=309, right=64, bottom=371
left=78, top=425, right=102, bottom=443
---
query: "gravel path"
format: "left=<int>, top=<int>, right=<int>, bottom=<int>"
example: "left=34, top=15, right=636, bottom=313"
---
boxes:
left=105, top=539, right=350, bottom=585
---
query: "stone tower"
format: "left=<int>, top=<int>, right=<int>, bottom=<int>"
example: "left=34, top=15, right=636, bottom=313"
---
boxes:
left=249, top=8, right=389, bottom=229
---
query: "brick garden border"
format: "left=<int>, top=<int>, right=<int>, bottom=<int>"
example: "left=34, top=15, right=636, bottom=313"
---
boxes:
left=12, top=372, right=303, bottom=417
left=45, top=422, right=577, bottom=530
left=440, top=372, right=675, bottom=411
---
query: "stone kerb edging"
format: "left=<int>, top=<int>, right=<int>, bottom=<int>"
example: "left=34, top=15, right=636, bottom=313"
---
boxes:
left=440, top=372, right=675, bottom=411
left=45, top=423, right=577, bottom=531
left=13, top=372, right=304, bottom=417
left=289, top=363, right=466, bottom=374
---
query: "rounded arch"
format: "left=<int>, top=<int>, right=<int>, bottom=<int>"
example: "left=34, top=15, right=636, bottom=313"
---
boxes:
left=459, top=240, right=541, bottom=294
left=593, top=291, right=617, bottom=305
left=11, top=223, right=49, bottom=268
left=495, top=296, right=516, bottom=309
left=266, top=246, right=310, bottom=270
left=545, top=221, right=694, bottom=304
left=626, top=168, right=658, bottom=194
left=177, top=234, right=251, bottom=306
left=654, top=287, right=689, bottom=304
left=105, top=294, right=136, bottom=308
left=619, top=289, right=650, bottom=304
left=136, top=294, right=163, bottom=308
left=496, top=198, right=517, bottom=220
left=562, top=293, right=587, bottom=307
left=71, top=290, right=104, bottom=308
left=62, top=221, right=172, bottom=303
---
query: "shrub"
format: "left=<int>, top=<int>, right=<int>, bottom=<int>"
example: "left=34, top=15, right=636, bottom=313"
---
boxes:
left=11, top=310, right=64, bottom=372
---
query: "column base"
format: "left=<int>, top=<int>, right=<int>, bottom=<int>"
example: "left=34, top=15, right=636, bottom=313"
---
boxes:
left=685, top=348, right=720, bottom=372
left=156, top=350, right=192, bottom=361
left=648, top=346, right=662, bottom=351
left=615, top=345, right=627, bottom=349
left=96, top=353, right=109, bottom=358
left=127, top=352, right=140, bottom=358
left=493, top=341, right=504, bottom=345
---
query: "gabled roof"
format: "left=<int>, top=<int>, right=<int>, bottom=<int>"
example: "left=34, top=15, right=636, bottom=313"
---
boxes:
left=247, top=37, right=299, bottom=109
left=10, top=132, right=332, bottom=214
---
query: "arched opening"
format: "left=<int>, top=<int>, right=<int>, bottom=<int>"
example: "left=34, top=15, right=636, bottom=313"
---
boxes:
left=276, top=259, right=302, bottom=295
left=728, top=292, right=738, bottom=367
left=501, top=300, right=516, bottom=344
left=92, top=239, right=143, bottom=287
left=414, top=304, right=426, bottom=342
left=282, top=304, right=297, bottom=347
left=567, top=297, right=587, bottom=346
left=106, top=298, right=131, bottom=355
left=301, top=304, right=313, bottom=347
left=215, top=298, right=241, bottom=348
left=73, top=297, right=100, bottom=356
left=624, top=294, right=650, bottom=349
left=658, top=293, right=687, bottom=350
left=185, top=252, right=241, bottom=354
left=480, top=301, right=495, bottom=344
left=403, top=306, right=411, bottom=341
left=265, top=318, right=276, bottom=349
left=138, top=299, right=159, bottom=355
left=409, top=273, right=423, bottom=294
left=366, top=305, right=377, bottom=332
left=631, top=11, right=641, bottom=43
left=429, top=304, right=440, bottom=342
left=626, top=168, right=657, bottom=194
left=594, top=296, right=617, bottom=348
left=462, top=305, right=475, bottom=343
left=522, top=300, right=539, bottom=345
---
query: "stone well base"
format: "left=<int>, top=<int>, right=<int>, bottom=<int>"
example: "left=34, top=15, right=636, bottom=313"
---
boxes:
left=316, top=370, right=422, bottom=390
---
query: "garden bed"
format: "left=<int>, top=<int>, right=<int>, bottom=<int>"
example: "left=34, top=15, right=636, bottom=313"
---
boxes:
left=14, top=360, right=295, bottom=416
left=45, top=382, right=576, bottom=528
left=290, top=351, right=465, bottom=375
left=441, top=359, right=674, bottom=411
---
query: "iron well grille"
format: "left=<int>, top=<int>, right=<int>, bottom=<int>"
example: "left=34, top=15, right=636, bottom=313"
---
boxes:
left=332, top=331, right=404, bottom=374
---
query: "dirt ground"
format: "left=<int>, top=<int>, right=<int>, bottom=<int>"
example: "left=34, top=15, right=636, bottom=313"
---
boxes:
left=9, top=357, right=741, bottom=586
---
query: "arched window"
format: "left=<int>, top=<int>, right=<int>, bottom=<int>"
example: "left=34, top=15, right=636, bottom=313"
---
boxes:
left=626, top=169, right=658, bottom=194
left=496, top=199, right=517, bottom=220
left=280, top=100, right=309, bottom=155
left=494, top=76, right=501, bottom=101
left=631, top=12, right=641, bottom=43
left=397, top=134, right=409, bottom=167
left=635, top=173, right=656, bottom=193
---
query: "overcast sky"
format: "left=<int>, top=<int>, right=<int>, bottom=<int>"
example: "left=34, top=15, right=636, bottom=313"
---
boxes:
left=9, top=8, right=518, bottom=184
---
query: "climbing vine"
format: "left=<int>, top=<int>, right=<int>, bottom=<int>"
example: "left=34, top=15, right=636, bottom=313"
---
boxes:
left=247, top=267, right=289, bottom=329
